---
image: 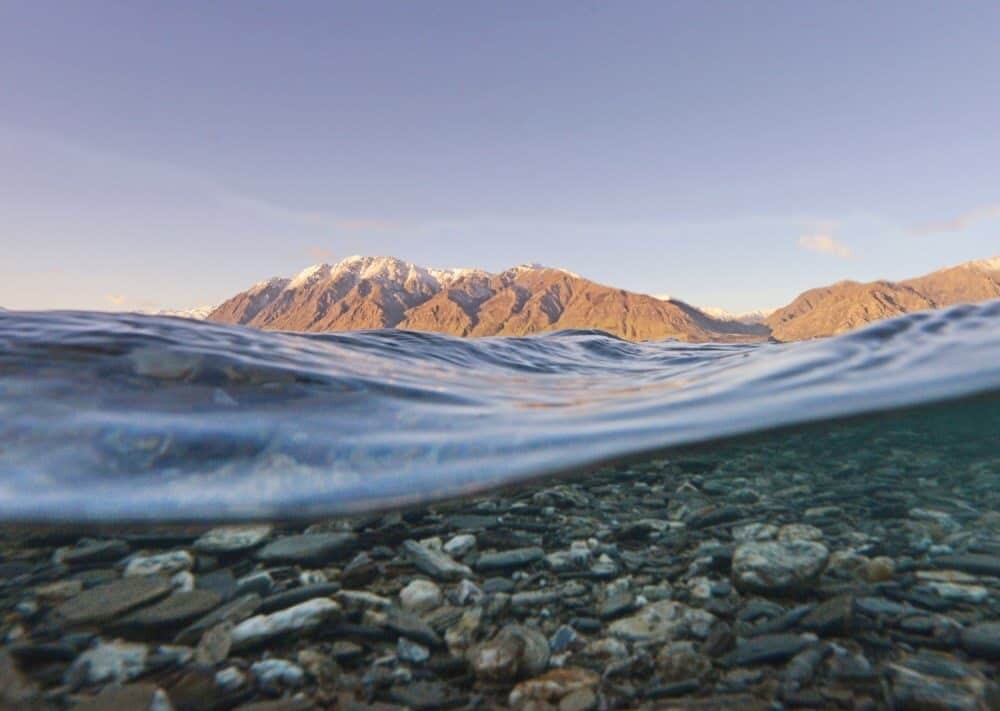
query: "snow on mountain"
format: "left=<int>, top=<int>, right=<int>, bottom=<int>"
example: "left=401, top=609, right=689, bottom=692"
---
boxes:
left=963, top=255, right=1000, bottom=273
left=697, top=306, right=774, bottom=324
left=150, top=305, right=217, bottom=320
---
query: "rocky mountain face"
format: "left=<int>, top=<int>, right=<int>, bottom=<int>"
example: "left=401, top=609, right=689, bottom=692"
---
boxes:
left=207, top=255, right=1000, bottom=342
left=765, top=257, right=1000, bottom=341
left=207, top=256, right=768, bottom=342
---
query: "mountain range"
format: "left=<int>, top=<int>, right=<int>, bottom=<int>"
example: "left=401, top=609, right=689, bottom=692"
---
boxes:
left=202, top=255, right=1000, bottom=342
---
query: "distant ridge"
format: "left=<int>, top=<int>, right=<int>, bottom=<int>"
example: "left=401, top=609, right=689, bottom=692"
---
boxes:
left=765, top=255, right=1000, bottom=340
left=206, top=254, right=1000, bottom=342
left=208, top=255, right=768, bottom=342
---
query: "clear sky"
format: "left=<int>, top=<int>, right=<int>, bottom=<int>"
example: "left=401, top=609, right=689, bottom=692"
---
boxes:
left=2, top=2, right=998, bottom=313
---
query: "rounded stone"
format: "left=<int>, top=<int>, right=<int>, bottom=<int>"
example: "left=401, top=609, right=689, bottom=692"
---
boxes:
left=732, top=541, right=830, bottom=594
left=864, top=556, right=896, bottom=583
left=471, top=624, right=550, bottom=682
left=399, top=579, right=443, bottom=614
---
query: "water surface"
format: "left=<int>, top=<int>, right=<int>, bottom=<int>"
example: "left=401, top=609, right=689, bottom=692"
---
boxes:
left=0, top=300, right=998, bottom=520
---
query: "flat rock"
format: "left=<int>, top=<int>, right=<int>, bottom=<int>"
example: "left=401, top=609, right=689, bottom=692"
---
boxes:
left=175, top=593, right=262, bottom=645
left=257, top=533, right=357, bottom=565
left=258, top=583, right=341, bottom=613
left=888, top=652, right=999, bottom=710
left=931, top=554, right=1000, bottom=577
left=64, top=641, right=148, bottom=687
left=389, top=681, right=468, bottom=711
left=720, top=634, right=814, bottom=667
left=608, top=600, right=716, bottom=642
left=731, top=541, right=829, bottom=594
left=799, top=595, right=854, bottom=635
left=116, top=589, right=222, bottom=632
left=55, top=576, right=173, bottom=625
left=475, top=547, right=545, bottom=572
left=960, top=622, right=1000, bottom=660
left=56, top=540, right=130, bottom=567
left=403, top=539, right=473, bottom=581
left=231, top=597, right=340, bottom=650
left=124, top=551, right=194, bottom=577
left=194, top=524, right=273, bottom=554
left=197, top=569, right=237, bottom=600
left=72, top=682, right=169, bottom=711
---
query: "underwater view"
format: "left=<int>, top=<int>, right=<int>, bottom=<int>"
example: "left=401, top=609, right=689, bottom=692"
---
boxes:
left=4, top=3, right=1000, bottom=709
left=0, top=305, right=997, bottom=709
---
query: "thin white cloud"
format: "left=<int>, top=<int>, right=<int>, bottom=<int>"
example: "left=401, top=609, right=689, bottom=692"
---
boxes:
left=798, top=232, right=852, bottom=259
left=0, top=123, right=403, bottom=234
left=911, top=204, right=1000, bottom=235
left=105, top=294, right=128, bottom=307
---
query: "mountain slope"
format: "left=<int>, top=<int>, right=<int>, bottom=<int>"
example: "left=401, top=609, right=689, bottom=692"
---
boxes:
left=206, top=254, right=999, bottom=342
left=766, top=257, right=1000, bottom=340
left=207, top=256, right=769, bottom=342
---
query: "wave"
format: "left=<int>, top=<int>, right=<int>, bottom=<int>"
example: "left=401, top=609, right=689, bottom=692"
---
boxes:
left=1, top=300, right=998, bottom=520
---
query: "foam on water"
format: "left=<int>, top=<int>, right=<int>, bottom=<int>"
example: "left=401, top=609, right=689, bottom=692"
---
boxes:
left=1, top=300, right=998, bottom=520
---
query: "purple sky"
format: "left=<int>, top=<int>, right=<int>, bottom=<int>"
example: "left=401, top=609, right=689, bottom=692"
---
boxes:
left=1, top=1, right=998, bottom=312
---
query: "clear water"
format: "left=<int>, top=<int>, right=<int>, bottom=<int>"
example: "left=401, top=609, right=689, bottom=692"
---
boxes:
left=0, top=300, right=998, bottom=520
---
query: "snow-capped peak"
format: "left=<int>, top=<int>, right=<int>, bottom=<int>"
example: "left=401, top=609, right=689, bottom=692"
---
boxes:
left=697, top=306, right=774, bottom=324
left=963, top=255, right=1000, bottom=272
left=287, top=263, right=332, bottom=289
left=506, top=263, right=581, bottom=278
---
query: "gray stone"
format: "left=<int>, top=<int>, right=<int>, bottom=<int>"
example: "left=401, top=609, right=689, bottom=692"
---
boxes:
left=56, top=576, right=173, bottom=625
left=799, top=595, right=854, bottom=636
left=258, top=583, right=341, bottom=613
left=197, top=569, right=236, bottom=600
left=403, top=539, right=473, bottom=581
left=931, top=554, right=1000, bottom=577
left=960, top=622, right=1000, bottom=660
left=732, top=541, right=829, bottom=594
left=443, top=534, right=476, bottom=558
left=386, top=609, right=443, bottom=649
left=214, top=665, right=245, bottom=692
left=117, top=589, right=222, bottom=632
left=720, top=634, right=814, bottom=667
left=608, top=600, right=716, bottom=642
left=231, top=597, right=340, bottom=650
left=251, top=658, right=304, bottom=687
left=256, top=533, right=356, bottom=565
left=195, top=622, right=232, bottom=665
left=888, top=652, right=999, bottom=710
left=56, top=540, right=130, bottom=567
left=124, top=551, right=194, bottom=577
left=65, top=641, right=148, bottom=687
left=399, top=579, right=442, bottom=614
left=174, top=592, right=261, bottom=645
left=471, top=624, right=550, bottom=681
left=194, top=524, right=273, bottom=554
left=235, top=570, right=274, bottom=598
left=397, top=636, right=430, bottom=664
left=475, top=547, right=545, bottom=572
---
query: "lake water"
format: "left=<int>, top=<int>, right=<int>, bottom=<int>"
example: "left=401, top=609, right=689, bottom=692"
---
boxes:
left=0, top=300, right=998, bottom=520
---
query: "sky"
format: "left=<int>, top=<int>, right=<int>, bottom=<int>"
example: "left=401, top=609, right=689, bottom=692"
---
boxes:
left=1, top=2, right=998, bottom=313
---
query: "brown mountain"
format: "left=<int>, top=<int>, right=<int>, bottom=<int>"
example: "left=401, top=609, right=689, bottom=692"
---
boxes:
left=207, top=256, right=768, bottom=342
left=207, top=255, right=1000, bottom=342
left=765, top=256, right=1000, bottom=340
